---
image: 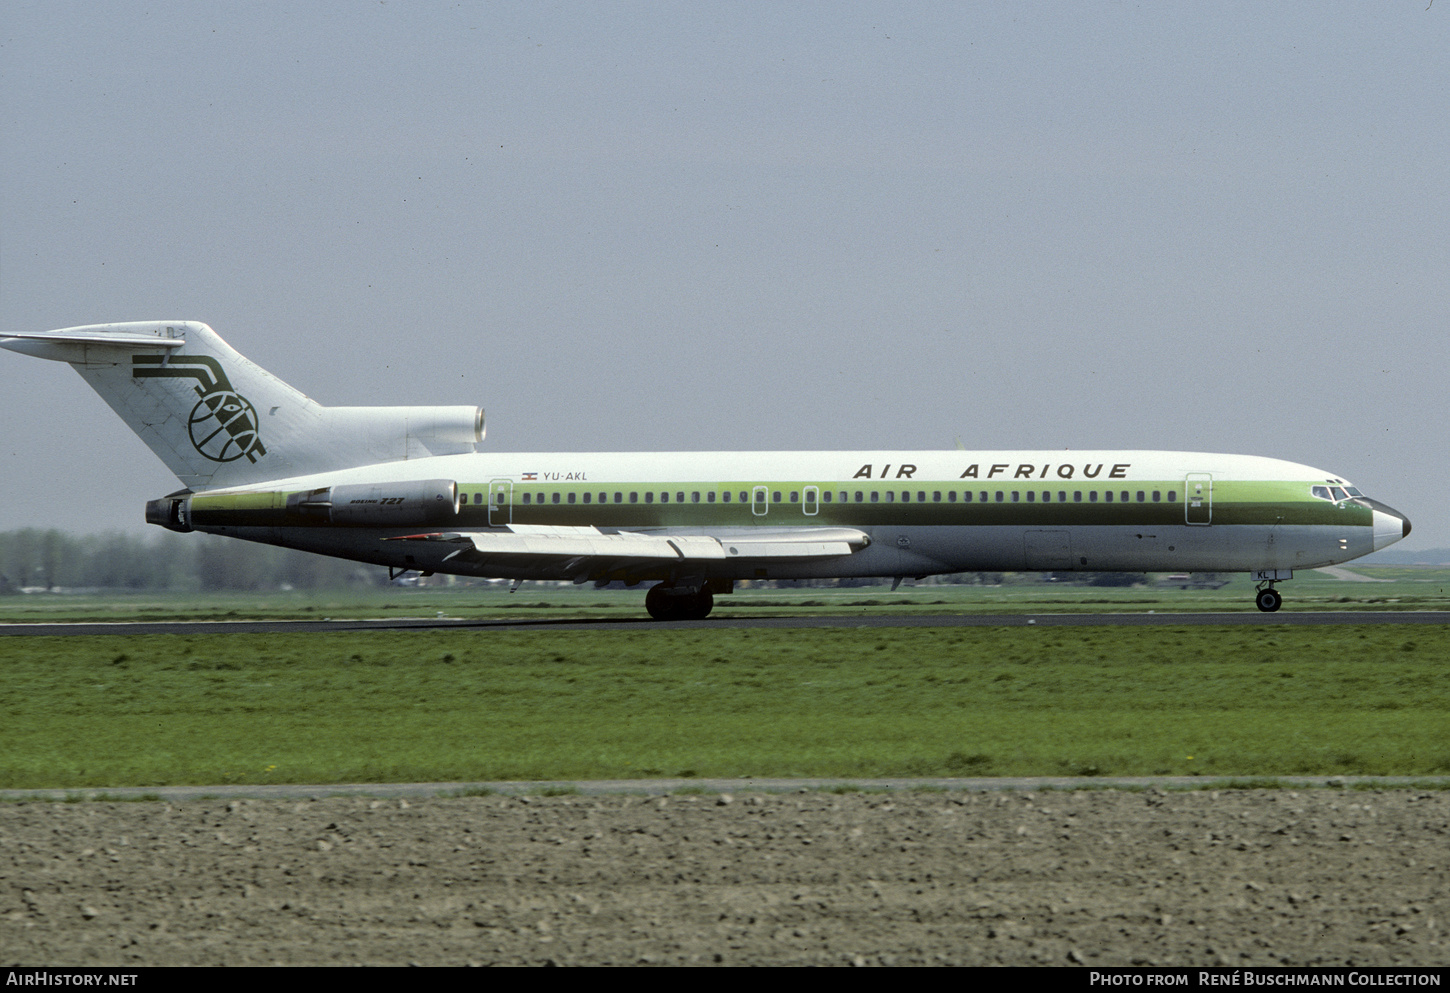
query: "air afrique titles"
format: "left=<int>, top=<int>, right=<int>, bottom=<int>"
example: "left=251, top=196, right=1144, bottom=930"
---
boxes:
left=853, top=462, right=1132, bottom=480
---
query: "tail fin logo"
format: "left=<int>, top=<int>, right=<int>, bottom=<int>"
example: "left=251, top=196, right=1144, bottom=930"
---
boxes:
left=132, top=355, right=267, bottom=464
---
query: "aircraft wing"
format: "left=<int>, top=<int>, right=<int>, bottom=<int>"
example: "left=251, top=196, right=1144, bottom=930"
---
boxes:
left=384, top=524, right=871, bottom=582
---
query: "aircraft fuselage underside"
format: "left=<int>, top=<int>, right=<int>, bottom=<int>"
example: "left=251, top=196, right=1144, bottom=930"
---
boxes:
left=207, top=522, right=1372, bottom=585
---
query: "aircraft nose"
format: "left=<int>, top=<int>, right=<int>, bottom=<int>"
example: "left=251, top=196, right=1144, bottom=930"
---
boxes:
left=1366, top=500, right=1411, bottom=551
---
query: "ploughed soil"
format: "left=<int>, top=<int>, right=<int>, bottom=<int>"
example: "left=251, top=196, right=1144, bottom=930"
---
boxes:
left=2, top=789, right=1446, bottom=966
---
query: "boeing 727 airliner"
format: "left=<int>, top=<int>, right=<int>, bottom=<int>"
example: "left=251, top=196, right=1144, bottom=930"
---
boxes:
left=1, top=322, right=1411, bottom=618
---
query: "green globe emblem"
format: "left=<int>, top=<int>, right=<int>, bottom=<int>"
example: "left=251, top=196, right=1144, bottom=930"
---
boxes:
left=188, top=389, right=263, bottom=463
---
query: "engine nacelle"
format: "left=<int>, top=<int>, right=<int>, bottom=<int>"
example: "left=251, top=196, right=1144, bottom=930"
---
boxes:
left=157, top=479, right=463, bottom=529
left=325, top=405, right=485, bottom=460
left=289, top=479, right=461, bottom=526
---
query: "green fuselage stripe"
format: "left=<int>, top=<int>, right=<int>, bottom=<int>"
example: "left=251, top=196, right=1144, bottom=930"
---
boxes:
left=455, top=479, right=1371, bottom=530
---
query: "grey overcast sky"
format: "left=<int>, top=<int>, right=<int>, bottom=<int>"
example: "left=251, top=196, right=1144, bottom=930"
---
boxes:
left=2, top=1, right=1446, bottom=548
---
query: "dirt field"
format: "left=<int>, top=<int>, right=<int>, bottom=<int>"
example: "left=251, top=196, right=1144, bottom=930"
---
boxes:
left=2, top=789, right=1446, bottom=966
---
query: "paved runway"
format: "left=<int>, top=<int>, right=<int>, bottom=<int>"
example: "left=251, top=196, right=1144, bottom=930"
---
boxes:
left=1, top=610, right=1447, bottom=636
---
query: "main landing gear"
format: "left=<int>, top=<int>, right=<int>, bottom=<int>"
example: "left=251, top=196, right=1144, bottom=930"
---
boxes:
left=1254, top=585, right=1283, bottom=613
left=645, top=583, right=715, bottom=621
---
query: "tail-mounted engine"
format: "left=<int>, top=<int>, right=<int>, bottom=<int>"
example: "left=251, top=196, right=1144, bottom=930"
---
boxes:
left=284, top=479, right=461, bottom=526
left=147, top=479, right=462, bottom=530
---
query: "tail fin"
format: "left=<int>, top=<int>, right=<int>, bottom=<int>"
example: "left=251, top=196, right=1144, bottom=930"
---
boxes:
left=1, top=322, right=484, bottom=490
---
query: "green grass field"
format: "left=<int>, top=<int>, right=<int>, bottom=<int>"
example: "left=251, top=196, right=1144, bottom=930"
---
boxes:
left=2, top=624, right=1446, bottom=789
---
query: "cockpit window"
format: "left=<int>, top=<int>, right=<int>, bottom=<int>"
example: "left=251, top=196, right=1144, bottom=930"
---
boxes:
left=1312, top=483, right=1360, bottom=502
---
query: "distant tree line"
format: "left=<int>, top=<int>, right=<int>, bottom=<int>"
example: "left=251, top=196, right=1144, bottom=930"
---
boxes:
left=0, top=529, right=378, bottom=593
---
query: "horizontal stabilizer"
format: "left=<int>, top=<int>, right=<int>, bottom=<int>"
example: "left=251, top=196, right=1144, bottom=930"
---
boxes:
left=0, top=327, right=184, bottom=362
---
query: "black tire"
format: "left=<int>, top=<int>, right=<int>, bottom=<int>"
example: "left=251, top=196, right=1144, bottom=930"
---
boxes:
left=1255, top=588, right=1283, bottom=613
left=645, top=584, right=676, bottom=621
left=683, top=588, right=714, bottom=621
left=645, top=585, right=714, bottom=621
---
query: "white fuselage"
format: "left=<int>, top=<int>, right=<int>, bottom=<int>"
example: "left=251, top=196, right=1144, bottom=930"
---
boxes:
left=183, top=448, right=1406, bottom=583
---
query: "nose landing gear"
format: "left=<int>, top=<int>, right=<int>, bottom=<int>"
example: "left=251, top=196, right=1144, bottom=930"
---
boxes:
left=1252, top=568, right=1292, bottom=613
left=1254, top=585, right=1283, bottom=613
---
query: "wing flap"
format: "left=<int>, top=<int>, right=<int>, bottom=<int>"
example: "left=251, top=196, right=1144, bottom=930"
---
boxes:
left=387, top=524, right=870, bottom=566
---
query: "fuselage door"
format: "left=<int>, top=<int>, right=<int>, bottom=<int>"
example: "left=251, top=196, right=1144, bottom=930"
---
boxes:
left=752, top=485, right=769, bottom=517
left=489, top=479, right=513, bottom=526
left=1185, top=472, right=1212, bottom=525
left=803, top=485, right=820, bottom=516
